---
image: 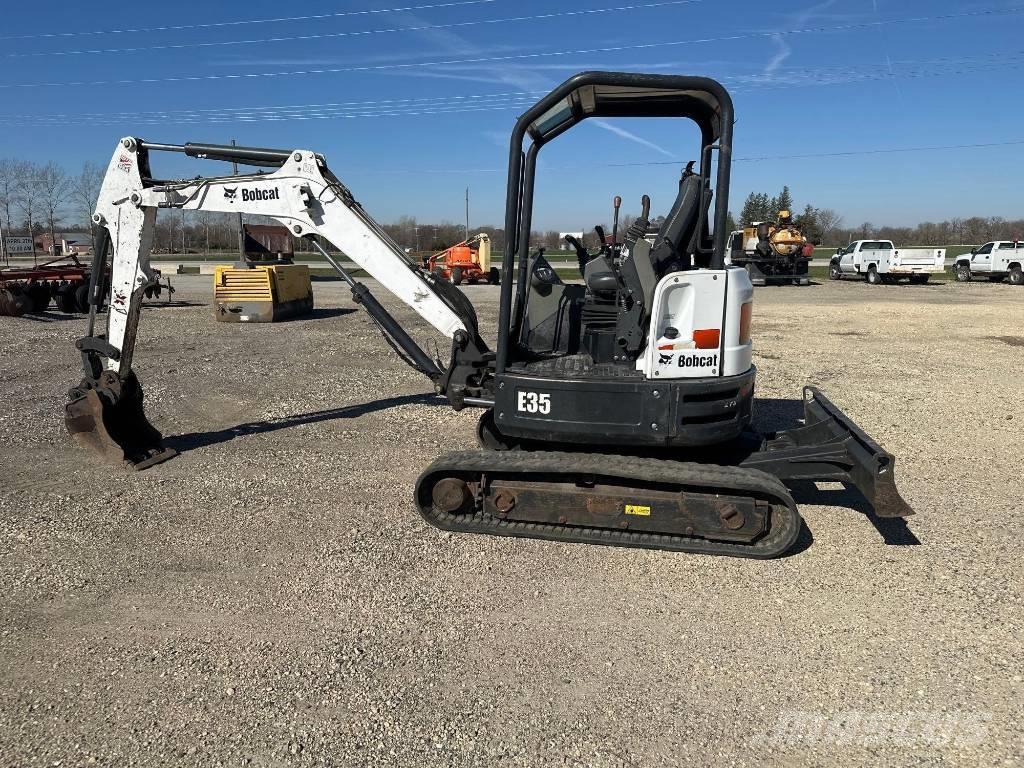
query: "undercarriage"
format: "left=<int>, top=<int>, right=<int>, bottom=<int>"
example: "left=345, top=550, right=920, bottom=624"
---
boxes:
left=419, top=385, right=910, bottom=559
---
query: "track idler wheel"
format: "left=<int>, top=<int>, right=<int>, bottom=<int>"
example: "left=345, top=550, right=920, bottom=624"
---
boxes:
left=65, top=371, right=177, bottom=470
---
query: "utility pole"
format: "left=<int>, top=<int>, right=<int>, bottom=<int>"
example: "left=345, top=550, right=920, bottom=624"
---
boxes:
left=231, top=139, right=245, bottom=265
left=465, top=187, right=470, bottom=239
left=180, top=208, right=186, bottom=256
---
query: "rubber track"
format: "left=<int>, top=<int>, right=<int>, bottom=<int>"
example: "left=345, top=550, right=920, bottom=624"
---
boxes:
left=415, top=450, right=802, bottom=559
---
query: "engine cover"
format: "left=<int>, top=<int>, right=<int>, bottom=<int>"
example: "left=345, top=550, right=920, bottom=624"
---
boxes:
left=638, top=267, right=753, bottom=380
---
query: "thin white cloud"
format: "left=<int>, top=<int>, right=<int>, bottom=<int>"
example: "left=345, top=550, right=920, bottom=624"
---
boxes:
left=482, top=129, right=508, bottom=148
left=381, top=69, right=515, bottom=85
left=210, top=56, right=345, bottom=68
left=388, top=9, right=677, bottom=157
left=763, top=0, right=837, bottom=74
left=764, top=34, right=791, bottom=74
left=591, top=119, right=674, bottom=157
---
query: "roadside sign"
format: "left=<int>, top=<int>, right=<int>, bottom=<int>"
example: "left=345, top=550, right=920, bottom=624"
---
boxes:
left=2, top=236, right=34, bottom=256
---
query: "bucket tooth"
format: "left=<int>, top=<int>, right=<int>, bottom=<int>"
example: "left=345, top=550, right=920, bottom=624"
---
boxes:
left=65, top=373, right=177, bottom=470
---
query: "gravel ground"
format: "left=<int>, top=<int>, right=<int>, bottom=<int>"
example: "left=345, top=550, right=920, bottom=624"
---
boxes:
left=1, top=275, right=1022, bottom=767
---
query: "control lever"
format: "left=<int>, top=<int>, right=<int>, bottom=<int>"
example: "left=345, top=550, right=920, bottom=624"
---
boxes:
left=611, top=195, right=621, bottom=249
left=564, top=234, right=590, bottom=277
left=612, top=194, right=655, bottom=359
left=594, top=225, right=607, bottom=254
left=621, top=195, right=652, bottom=258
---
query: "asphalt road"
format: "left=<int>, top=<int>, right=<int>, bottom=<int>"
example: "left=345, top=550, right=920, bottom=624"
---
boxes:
left=1, top=275, right=1021, bottom=766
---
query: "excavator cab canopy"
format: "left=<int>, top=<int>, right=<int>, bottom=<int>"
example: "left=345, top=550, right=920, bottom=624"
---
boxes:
left=498, top=71, right=735, bottom=373
left=524, top=79, right=729, bottom=144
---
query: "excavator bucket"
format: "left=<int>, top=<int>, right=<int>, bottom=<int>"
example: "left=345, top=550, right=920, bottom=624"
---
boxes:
left=65, top=373, right=177, bottom=470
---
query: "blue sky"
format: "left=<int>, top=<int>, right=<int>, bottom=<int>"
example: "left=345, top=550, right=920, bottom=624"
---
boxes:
left=1, top=0, right=1021, bottom=230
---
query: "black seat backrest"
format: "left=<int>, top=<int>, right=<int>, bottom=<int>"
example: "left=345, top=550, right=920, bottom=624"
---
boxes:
left=650, top=170, right=704, bottom=274
left=690, top=181, right=713, bottom=268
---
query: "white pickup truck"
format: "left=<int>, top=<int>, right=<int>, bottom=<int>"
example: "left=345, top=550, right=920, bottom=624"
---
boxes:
left=953, top=241, right=1024, bottom=285
left=829, top=240, right=946, bottom=284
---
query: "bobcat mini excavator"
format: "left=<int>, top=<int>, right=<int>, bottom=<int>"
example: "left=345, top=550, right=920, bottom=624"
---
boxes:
left=65, top=72, right=914, bottom=558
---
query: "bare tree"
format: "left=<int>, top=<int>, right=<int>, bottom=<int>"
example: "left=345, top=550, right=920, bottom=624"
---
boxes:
left=0, top=159, right=17, bottom=261
left=197, top=211, right=213, bottom=256
left=157, top=209, right=180, bottom=253
left=36, top=162, right=71, bottom=256
left=949, top=217, right=965, bottom=246
left=71, top=161, right=105, bottom=240
left=814, top=208, right=843, bottom=244
left=14, top=162, right=40, bottom=259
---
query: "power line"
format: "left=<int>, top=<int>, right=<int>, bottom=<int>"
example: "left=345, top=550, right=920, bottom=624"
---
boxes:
left=1, top=5, right=1019, bottom=89
left=0, top=0, right=501, bottom=42
left=336, top=139, right=1024, bottom=174
left=0, top=91, right=546, bottom=122
left=5, top=0, right=704, bottom=59
left=648, top=139, right=1024, bottom=165
left=0, top=99, right=544, bottom=127
left=0, top=93, right=546, bottom=127
left=1, top=49, right=1017, bottom=126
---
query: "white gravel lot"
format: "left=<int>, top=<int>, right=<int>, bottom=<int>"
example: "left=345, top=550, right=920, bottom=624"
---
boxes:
left=1, top=274, right=1021, bottom=767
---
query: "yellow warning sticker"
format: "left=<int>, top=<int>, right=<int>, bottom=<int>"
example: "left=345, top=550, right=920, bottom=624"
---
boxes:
left=624, top=504, right=651, bottom=517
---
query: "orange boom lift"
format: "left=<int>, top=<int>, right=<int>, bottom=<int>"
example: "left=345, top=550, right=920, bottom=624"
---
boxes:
left=422, top=233, right=499, bottom=285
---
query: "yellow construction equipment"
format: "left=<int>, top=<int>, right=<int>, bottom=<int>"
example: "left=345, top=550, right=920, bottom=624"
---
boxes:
left=213, top=263, right=313, bottom=322
left=728, top=210, right=814, bottom=286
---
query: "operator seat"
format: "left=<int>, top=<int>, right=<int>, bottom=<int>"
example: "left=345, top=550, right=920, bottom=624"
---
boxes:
left=649, top=165, right=707, bottom=275
left=584, top=257, right=619, bottom=295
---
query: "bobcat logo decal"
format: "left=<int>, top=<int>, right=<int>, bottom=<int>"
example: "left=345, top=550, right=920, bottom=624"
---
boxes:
left=223, top=187, right=238, bottom=201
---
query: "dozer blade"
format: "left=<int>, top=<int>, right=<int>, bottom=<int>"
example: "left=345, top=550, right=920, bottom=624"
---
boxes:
left=65, top=373, right=177, bottom=471
left=741, top=386, right=914, bottom=518
left=416, top=450, right=803, bottom=559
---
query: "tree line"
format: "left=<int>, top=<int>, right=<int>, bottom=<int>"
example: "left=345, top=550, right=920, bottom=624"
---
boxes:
left=2, top=157, right=1019, bottom=257
left=737, top=186, right=843, bottom=245
left=736, top=185, right=1021, bottom=247
left=0, top=159, right=105, bottom=256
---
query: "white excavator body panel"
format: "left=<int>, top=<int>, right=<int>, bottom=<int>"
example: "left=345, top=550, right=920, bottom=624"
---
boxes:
left=638, top=267, right=753, bottom=379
